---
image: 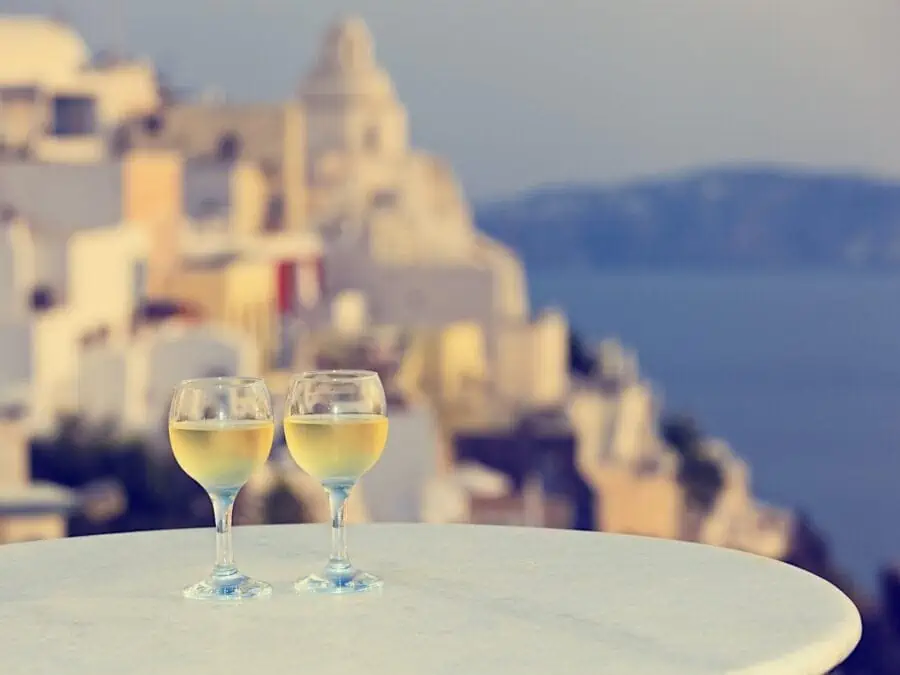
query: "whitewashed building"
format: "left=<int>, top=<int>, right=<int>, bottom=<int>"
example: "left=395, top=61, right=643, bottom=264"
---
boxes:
left=298, top=18, right=528, bottom=331
left=697, top=440, right=794, bottom=559
left=0, top=15, right=160, bottom=163
left=0, top=161, right=151, bottom=431
left=0, top=162, right=148, bottom=322
left=0, top=212, right=36, bottom=318
left=0, top=402, right=74, bottom=545
left=359, top=402, right=441, bottom=522
left=77, top=324, right=261, bottom=439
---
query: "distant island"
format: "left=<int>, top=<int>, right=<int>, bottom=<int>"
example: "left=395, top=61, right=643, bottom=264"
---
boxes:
left=476, top=166, right=900, bottom=270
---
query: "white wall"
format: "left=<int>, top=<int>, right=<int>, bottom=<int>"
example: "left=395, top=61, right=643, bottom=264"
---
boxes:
left=30, top=308, right=81, bottom=430
left=0, top=219, right=36, bottom=318
left=0, top=420, right=29, bottom=488
left=0, top=322, right=31, bottom=401
left=0, top=239, right=17, bottom=315
left=0, top=163, right=122, bottom=234
left=494, top=312, right=569, bottom=408
left=373, top=267, right=495, bottom=328
left=67, top=224, right=146, bottom=335
left=360, top=404, right=439, bottom=522
left=183, top=161, right=232, bottom=219
left=79, top=61, right=160, bottom=127
left=609, top=382, right=657, bottom=464
left=137, top=326, right=261, bottom=431
left=568, top=388, right=619, bottom=472
left=76, top=344, right=129, bottom=426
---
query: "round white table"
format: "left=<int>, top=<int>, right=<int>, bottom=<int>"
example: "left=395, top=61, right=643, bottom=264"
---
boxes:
left=0, top=524, right=860, bottom=675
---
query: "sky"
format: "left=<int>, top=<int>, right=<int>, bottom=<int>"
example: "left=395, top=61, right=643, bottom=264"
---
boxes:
left=3, top=0, right=900, bottom=198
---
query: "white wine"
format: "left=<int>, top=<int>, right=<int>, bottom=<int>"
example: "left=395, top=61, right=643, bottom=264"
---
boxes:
left=169, top=419, right=274, bottom=492
left=283, top=414, right=388, bottom=484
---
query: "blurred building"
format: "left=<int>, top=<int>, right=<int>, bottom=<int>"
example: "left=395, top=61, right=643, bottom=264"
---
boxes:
left=360, top=400, right=441, bottom=522
left=0, top=12, right=795, bottom=563
left=569, top=339, right=793, bottom=557
left=695, top=439, right=794, bottom=558
left=0, top=165, right=149, bottom=430
left=119, top=17, right=527, bottom=332
left=126, top=103, right=306, bottom=233
left=300, top=19, right=528, bottom=329
left=0, top=16, right=159, bottom=163
left=77, top=324, right=260, bottom=442
left=0, top=411, right=74, bottom=544
left=421, top=464, right=571, bottom=528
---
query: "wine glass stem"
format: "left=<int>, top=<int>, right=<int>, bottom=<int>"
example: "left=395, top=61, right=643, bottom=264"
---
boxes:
left=327, top=485, right=352, bottom=575
left=211, top=491, right=238, bottom=577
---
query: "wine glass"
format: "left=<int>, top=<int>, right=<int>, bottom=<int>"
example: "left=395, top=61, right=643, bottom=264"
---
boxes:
left=169, top=377, right=274, bottom=600
left=284, top=370, right=388, bottom=594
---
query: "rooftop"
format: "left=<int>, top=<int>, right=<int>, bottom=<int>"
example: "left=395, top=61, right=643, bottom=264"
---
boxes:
left=0, top=16, right=89, bottom=83
left=0, top=481, right=76, bottom=515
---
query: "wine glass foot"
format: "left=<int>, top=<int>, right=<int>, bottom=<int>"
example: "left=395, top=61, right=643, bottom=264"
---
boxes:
left=295, top=569, right=383, bottom=594
left=183, top=574, right=272, bottom=601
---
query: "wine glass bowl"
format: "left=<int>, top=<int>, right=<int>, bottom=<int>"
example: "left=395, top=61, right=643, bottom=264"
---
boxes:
left=169, top=377, right=274, bottom=600
left=284, top=370, right=388, bottom=594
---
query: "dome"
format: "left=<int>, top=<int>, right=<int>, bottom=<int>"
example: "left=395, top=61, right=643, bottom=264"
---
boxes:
left=319, top=15, right=375, bottom=73
left=301, top=15, right=396, bottom=104
left=0, top=16, right=90, bottom=85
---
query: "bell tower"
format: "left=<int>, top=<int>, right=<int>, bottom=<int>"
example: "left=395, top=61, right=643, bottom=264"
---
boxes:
left=300, top=16, right=409, bottom=163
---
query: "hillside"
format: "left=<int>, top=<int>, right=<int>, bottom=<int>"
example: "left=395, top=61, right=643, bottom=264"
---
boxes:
left=475, top=166, right=900, bottom=270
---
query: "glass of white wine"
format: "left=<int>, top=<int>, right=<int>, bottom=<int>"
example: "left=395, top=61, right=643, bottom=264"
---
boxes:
left=284, top=370, right=388, bottom=594
left=169, top=377, right=274, bottom=600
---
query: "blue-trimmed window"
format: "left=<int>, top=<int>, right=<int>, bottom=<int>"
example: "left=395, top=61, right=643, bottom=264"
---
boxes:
left=51, top=95, right=97, bottom=136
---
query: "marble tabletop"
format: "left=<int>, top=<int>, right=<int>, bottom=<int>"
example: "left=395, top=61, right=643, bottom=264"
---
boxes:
left=0, top=524, right=861, bottom=675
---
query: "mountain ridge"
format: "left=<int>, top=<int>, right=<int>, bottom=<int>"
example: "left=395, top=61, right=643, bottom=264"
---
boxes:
left=475, top=166, right=900, bottom=270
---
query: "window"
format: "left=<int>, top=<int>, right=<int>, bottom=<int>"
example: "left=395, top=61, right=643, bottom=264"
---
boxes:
left=0, top=86, right=38, bottom=103
left=143, top=114, right=163, bottom=136
left=264, top=196, right=285, bottom=232
left=371, top=190, right=398, bottom=209
left=259, top=159, right=278, bottom=179
left=51, top=96, right=96, bottom=136
left=196, top=198, right=225, bottom=219
left=0, top=402, right=26, bottom=421
left=217, top=133, right=241, bottom=162
left=30, top=285, right=56, bottom=312
left=0, top=204, right=16, bottom=223
left=321, top=218, right=344, bottom=243
left=133, top=260, right=148, bottom=306
left=79, top=325, right=109, bottom=347
left=364, top=126, right=380, bottom=153
left=110, top=127, right=131, bottom=156
left=339, top=37, right=359, bottom=69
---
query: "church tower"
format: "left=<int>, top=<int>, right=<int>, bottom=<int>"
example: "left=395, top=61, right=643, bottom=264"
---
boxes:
left=301, top=16, right=409, bottom=164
